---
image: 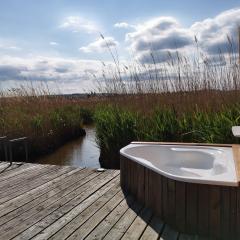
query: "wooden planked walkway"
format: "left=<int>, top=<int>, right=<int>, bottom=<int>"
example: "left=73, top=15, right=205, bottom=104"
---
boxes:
left=0, top=162, right=208, bottom=240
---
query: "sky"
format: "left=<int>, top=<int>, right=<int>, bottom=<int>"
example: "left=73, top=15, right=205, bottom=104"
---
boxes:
left=0, top=0, right=240, bottom=93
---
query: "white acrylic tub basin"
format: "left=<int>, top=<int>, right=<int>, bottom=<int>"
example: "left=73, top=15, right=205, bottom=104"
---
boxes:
left=120, top=144, right=238, bottom=186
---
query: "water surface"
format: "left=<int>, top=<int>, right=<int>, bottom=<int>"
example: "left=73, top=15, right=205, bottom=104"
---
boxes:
left=37, top=126, right=100, bottom=168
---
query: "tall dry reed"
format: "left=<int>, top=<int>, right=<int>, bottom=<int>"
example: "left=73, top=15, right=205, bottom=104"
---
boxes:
left=94, top=36, right=240, bottom=168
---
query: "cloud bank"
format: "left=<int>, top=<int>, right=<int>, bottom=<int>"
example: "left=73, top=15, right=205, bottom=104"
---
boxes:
left=1, top=8, right=240, bottom=93
left=125, top=8, right=240, bottom=63
left=0, top=56, right=104, bottom=93
left=191, top=8, right=240, bottom=54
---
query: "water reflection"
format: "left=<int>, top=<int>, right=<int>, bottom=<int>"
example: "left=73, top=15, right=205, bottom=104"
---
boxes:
left=37, top=126, right=100, bottom=168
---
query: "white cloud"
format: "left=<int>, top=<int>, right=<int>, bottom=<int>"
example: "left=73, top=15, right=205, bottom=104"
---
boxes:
left=0, top=55, right=104, bottom=93
left=125, top=8, right=240, bottom=63
left=60, top=16, right=98, bottom=33
left=125, top=17, right=193, bottom=63
left=114, top=22, right=135, bottom=29
left=79, top=37, right=118, bottom=53
left=1, top=8, right=240, bottom=93
left=191, top=8, right=240, bottom=54
left=49, top=41, right=59, bottom=46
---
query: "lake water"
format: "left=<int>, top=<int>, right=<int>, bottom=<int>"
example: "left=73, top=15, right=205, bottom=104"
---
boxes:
left=37, top=126, right=100, bottom=168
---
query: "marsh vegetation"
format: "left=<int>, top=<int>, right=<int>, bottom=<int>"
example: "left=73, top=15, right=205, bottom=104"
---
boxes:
left=0, top=38, right=240, bottom=168
left=94, top=37, right=240, bottom=167
left=0, top=87, right=94, bottom=160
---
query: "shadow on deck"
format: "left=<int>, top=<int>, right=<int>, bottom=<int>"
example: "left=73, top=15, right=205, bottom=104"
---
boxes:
left=0, top=162, right=209, bottom=240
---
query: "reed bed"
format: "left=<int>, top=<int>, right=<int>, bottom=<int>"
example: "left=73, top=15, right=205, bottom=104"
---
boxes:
left=94, top=37, right=240, bottom=168
left=0, top=86, right=94, bottom=159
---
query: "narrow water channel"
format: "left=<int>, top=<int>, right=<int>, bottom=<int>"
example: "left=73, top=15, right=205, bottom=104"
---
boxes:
left=37, top=126, right=100, bottom=168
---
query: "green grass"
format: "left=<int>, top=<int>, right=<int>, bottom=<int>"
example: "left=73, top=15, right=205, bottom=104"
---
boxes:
left=94, top=104, right=240, bottom=168
left=94, top=106, right=138, bottom=167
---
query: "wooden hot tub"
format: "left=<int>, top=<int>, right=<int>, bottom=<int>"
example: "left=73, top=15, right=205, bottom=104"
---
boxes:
left=120, top=142, right=240, bottom=239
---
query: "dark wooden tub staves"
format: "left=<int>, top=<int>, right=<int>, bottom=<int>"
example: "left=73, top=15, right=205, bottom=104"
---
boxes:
left=120, top=149, right=240, bottom=239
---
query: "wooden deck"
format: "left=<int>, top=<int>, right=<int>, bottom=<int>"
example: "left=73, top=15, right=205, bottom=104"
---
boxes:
left=0, top=162, right=208, bottom=240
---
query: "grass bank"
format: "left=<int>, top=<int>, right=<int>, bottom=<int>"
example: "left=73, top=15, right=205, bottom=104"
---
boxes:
left=95, top=100, right=240, bottom=168
left=0, top=91, right=94, bottom=161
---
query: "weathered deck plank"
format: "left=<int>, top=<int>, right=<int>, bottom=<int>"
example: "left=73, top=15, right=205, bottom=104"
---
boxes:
left=0, top=163, right=42, bottom=183
left=0, top=168, right=84, bottom=218
left=140, top=216, right=164, bottom=240
left=0, top=162, right=24, bottom=175
left=84, top=195, right=135, bottom=240
left=0, top=171, right=112, bottom=239
left=103, top=199, right=144, bottom=240
left=0, top=164, right=60, bottom=192
left=14, top=172, right=119, bottom=240
left=121, top=207, right=153, bottom=240
left=48, top=179, right=121, bottom=240
left=66, top=190, right=125, bottom=240
left=0, top=168, right=87, bottom=226
left=0, top=162, right=209, bottom=240
left=32, top=177, right=120, bottom=240
left=0, top=165, right=73, bottom=204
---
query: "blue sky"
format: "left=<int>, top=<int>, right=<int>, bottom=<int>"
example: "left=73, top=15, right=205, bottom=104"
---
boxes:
left=0, top=0, right=239, bottom=93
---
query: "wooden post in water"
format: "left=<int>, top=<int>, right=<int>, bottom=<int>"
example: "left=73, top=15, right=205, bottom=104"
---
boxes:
left=0, top=136, right=8, bottom=161
left=8, top=137, right=28, bottom=164
left=8, top=142, right=13, bottom=164
left=24, top=140, right=29, bottom=162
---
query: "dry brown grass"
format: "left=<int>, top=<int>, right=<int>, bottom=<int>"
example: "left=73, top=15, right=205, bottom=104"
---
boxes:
left=0, top=87, right=96, bottom=159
